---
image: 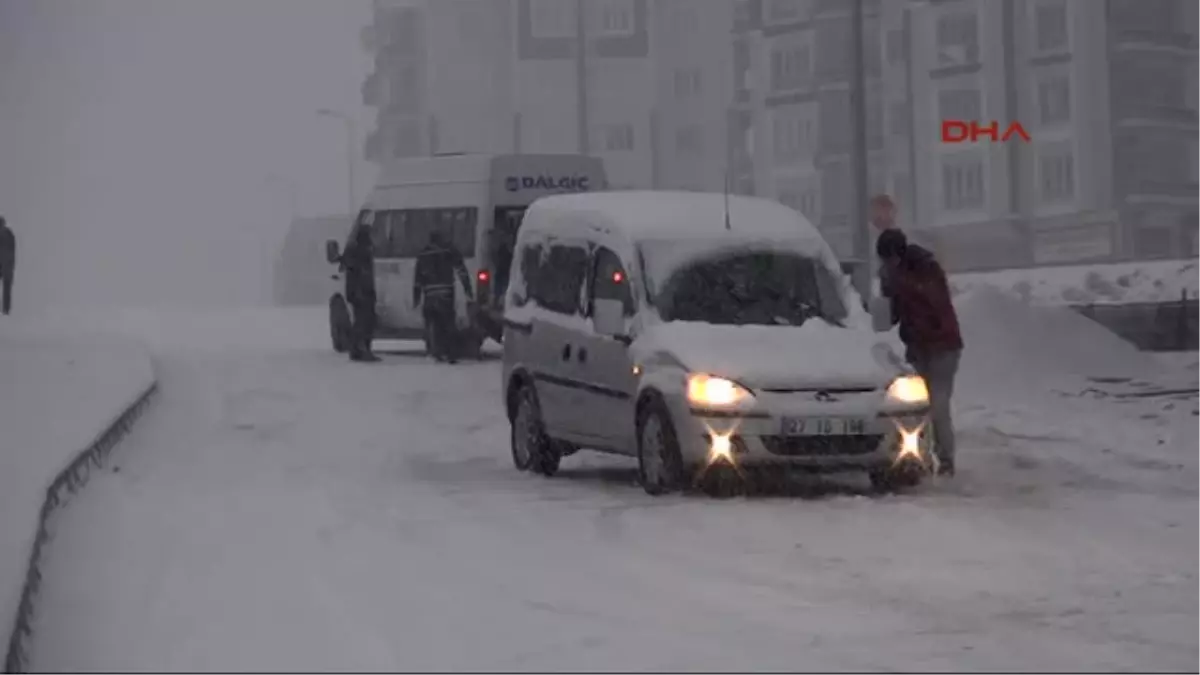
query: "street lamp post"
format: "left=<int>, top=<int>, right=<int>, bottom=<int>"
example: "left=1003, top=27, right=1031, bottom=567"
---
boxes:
left=317, top=108, right=358, bottom=216
left=849, top=0, right=873, bottom=305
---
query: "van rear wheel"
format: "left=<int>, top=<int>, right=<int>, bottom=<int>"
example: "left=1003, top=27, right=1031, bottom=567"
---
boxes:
left=329, top=295, right=352, bottom=354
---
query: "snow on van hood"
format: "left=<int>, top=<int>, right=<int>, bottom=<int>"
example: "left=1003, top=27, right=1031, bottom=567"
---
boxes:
left=632, top=320, right=904, bottom=391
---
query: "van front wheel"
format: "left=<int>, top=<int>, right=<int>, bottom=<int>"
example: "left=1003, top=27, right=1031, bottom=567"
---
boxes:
left=511, top=386, right=560, bottom=476
left=637, top=401, right=684, bottom=495
left=329, top=295, right=352, bottom=354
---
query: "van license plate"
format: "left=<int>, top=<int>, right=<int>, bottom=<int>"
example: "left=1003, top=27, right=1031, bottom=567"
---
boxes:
left=781, top=417, right=866, bottom=436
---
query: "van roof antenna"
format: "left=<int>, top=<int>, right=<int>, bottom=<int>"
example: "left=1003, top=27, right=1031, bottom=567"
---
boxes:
left=723, top=168, right=733, bottom=231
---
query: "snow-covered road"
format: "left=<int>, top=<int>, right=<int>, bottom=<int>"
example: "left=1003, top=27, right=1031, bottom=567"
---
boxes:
left=27, top=308, right=1199, bottom=672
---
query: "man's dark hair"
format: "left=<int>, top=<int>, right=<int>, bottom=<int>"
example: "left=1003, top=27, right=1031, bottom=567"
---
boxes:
left=0, top=216, right=6, bottom=228
left=876, top=228, right=908, bottom=259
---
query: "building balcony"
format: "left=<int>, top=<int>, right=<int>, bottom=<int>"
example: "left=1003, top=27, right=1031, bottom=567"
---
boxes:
left=1112, top=103, right=1198, bottom=128
left=1119, top=178, right=1200, bottom=201
left=1110, top=30, right=1197, bottom=55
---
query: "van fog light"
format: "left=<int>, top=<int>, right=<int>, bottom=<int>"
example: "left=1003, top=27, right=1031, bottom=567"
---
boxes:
left=710, top=434, right=734, bottom=462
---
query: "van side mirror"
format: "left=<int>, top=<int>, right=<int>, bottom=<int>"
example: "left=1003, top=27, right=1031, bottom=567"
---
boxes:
left=592, top=298, right=627, bottom=341
left=869, top=296, right=892, bottom=333
left=325, top=240, right=340, bottom=264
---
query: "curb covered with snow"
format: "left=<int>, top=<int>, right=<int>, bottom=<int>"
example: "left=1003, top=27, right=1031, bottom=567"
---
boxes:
left=0, top=334, right=158, bottom=673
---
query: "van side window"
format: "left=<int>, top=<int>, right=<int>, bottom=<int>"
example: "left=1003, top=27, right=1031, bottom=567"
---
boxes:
left=369, top=211, right=393, bottom=254
left=510, top=242, right=543, bottom=308
left=590, top=247, right=634, bottom=316
left=529, top=243, right=589, bottom=316
left=376, top=207, right=479, bottom=258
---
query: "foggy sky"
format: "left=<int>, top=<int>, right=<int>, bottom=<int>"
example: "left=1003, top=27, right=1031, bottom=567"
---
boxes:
left=0, top=0, right=374, bottom=308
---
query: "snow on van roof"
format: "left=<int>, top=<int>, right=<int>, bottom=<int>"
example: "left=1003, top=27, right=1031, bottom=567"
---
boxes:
left=525, top=190, right=824, bottom=244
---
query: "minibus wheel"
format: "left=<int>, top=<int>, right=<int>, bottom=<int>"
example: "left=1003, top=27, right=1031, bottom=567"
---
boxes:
left=329, top=295, right=352, bottom=354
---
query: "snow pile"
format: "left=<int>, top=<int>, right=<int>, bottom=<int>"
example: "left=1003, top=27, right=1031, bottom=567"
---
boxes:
left=951, top=286, right=1192, bottom=461
left=951, top=259, right=1198, bottom=306
left=955, top=285, right=1160, bottom=390
left=0, top=325, right=154, bottom=649
left=8, top=306, right=330, bottom=354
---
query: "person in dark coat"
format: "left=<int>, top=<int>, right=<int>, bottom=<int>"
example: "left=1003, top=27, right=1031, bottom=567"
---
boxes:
left=413, top=231, right=472, bottom=363
left=341, top=226, right=381, bottom=362
left=876, top=229, right=964, bottom=476
left=0, top=217, right=14, bottom=315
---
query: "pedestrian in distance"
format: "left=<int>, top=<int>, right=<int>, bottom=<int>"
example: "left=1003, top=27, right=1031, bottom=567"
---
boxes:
left=341, top=225, right=381, bottom=363
left=875, top=228, right=964, bottom=477
left=413, top=230, right=473, bottom=364
left=0, top=216, right=14, bottom=315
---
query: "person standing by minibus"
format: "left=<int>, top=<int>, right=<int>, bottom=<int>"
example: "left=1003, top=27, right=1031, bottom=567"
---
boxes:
left=341, top=226, right=381, bottom=363
left=413, top=231, right=473, bottom=364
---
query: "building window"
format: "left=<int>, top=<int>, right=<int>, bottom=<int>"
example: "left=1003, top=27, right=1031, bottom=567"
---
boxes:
left=937, top=87, right=982, bottom=122
left=666, top=2, right=699, bottom=38
left=673, top=68, right=703, bottom=99
left=1037, top=141, right=1076, bottom=205
left=935, top=10, right=980, bottom=66
left=1037, top=75, right=1071, bottom=126
left=1033, top=0, right=1069, bottom=54
left=393, top=121, right=422, bottom=158
left=529, top=0, right=576, bottom=39
left=889, top=102, right=910, bottom=137
left=891, top=173, right=913, bottom=212
left=388, top=65, right=420, bottom=113
left=776, top=176, right=819, bottom=219
left=766, top=0, right=808, bottom=24
left=770, top=41, right=813, bottom=92
left=596, top=0, right=635, bottom=37
left=675, top=125, right=705, bottom=158
left=940, top=151, right=985, bottom=211
left=772, top=105, right=816, bottom=162
left=885, top=28, right=907, bottom=65
left=601, top=123, right=635, bottom=152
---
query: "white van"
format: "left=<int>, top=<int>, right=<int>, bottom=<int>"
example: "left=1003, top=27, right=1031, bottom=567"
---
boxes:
left=500, top=191, right=934, bottom=494
left=325, top=153, right=607, bottom=355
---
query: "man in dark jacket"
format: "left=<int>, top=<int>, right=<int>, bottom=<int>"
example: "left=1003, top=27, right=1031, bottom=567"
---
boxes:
left=0, top=216, right=14, bottom=315
left=877, top=229, right=964, bottom=476
left=413, top=231, right=472, bottom=363
left=341, top=226, right=381, bottom=362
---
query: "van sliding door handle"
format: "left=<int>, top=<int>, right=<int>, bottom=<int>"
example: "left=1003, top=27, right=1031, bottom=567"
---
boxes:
left=577, top=347, right=588, bottom=363
left=561, top=344, right=572, bottom=361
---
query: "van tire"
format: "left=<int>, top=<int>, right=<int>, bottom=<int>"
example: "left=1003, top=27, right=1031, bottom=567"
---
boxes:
left=637, top=400, right=684, bottom=495
left=329, top=295, right=352, bottom=354
left=511, top=385, right=561, bottom=476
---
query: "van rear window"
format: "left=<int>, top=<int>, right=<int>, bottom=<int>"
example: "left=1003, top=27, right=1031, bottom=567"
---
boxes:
left=372, top=207, right=478, bottom=258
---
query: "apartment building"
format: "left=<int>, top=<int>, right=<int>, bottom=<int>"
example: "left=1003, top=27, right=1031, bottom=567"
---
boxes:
left=729, top=0, right=887, bottom=259
left=361, top=0, right=515, bottom=161
left=360, top=0, right=732, bottom=193
left=892, top=0, right=1197, bottom=270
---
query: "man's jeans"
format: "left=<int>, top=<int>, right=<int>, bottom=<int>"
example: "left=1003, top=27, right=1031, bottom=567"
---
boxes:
left=909, top=349, right=962, bottom=466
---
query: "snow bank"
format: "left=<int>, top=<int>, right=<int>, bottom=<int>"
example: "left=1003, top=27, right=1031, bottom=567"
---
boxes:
left=955, top=286, right=1160, bottom=390
left=0, top=324, right=155, bottom=658
left=951, top=259, right=1198, bottom=306
left=951, top=286, right=1194, bottom=459
left=7, top=306, right=329, bottom=354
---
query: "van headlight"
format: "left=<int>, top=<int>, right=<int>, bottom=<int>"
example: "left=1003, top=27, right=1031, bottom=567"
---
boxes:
left=687, top=374, right=754, bottom=406
left=886, top=375, right=929, bottom=405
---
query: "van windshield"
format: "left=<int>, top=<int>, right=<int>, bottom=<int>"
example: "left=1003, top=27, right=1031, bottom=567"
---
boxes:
left=653, top=249, right=848, bottom=328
